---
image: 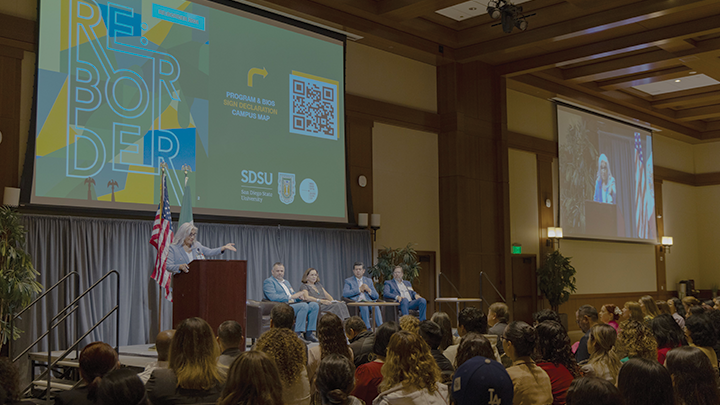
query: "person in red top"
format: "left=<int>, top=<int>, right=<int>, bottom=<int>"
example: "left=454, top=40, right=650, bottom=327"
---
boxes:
left=535, top=321, right=580, bottom=405
left=352, top=322, right=398, bottom=405
left=650, top=313, right=685, bottom=364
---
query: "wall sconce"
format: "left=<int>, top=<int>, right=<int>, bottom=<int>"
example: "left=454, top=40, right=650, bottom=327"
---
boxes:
left=661, top=236, right=673, bottom=253
left=358, top=213, right=368, bottom=227
left=370, top=214, right=381, bottom=241
left=546, top=226, right=563, bottom=248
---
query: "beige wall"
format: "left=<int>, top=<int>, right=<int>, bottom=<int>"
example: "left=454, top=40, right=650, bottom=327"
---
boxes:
left=508, top=149, right=539, bottom=255
left=507, top=89, right=555, bottom=141
left=696, top=185, right=720, bottom=289
left=372, top=123, right=440, bottom=272
left=663, top=182, right=701, bottom=288
left=694, top=142, right=720, bottom=173
left=654, top=135, right=694, bottom=173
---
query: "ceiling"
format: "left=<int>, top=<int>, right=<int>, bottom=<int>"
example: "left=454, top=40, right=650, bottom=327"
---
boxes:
left=234, top=0, right=720, bottom=142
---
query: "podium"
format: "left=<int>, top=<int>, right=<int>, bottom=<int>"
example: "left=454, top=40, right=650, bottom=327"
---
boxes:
left=173, top=260, right=247, bottom=341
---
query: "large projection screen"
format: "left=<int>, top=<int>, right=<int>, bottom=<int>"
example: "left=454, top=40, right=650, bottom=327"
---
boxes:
left=31, top=0, right=347, bottom=223
left=557, top=103, right=657, bottom=242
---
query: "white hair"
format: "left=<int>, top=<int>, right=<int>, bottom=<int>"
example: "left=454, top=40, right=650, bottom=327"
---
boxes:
left=173, top=222, right=198, bottom=245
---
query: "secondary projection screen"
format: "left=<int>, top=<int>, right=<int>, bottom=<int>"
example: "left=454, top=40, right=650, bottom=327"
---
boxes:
left=557, top=103, right=657, bottom=242
left=31, top=0, right=347, bottom=222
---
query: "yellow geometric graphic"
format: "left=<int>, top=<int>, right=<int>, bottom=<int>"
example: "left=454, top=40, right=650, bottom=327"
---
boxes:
left=36, top=78, right=70, bottom=157
left=97, top=167, right=155, bottom=203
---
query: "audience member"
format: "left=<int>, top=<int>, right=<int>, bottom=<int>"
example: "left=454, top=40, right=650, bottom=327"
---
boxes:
left=616, top=358, right=674, bottom=405
left=344, top=316, right=374, bottom=367
left=314, top=354, right=363, bottom=405
left=667, top=298, right=686, bottom=328
left=351, top=321, right=398, bottom=405
left=707, top=309, right=720, bottom=361
left=657, top=300, right=671, bottom=315
left=55, top=341, right=119, bottom=405
left=217, top=320, right=244, bottom=378
left=620, top=302, right=644, bottom=323
left=145, top=317, right=223, bottom=405
left=581, top=324, right=621, bottom=383
left=342, top=262, right=383, bottom=329
left=0, top=357, right=34, bottom=404
left=666, top=346, right=720, bottom=405
left=430, top=312, right=457, bottom=351
left=263, top=262, right=319, bottom=342
left=714, top=297, right=720, bottom=311
left=399, top=314, right=420, bottom=335
left=575, top=305, right=599, bottom=363
left=451, top=356, right=514, bottom=405
left=650, top=314, right=685, bottom=364
left=684, top=313, right=718, bottom=372
left=454, top=332, right=494, bottom=369
left=598, top=304, right=621, bottom=332
left=138, top=329, right=174, bottom=384
left=639, top=295, right=661, bottom=322
left=488, top=302, right=509, bottom=355
left=270, top=302, right=296, bottom=329
left=565, top=377, right=625, bottom=405
left=702, top=300, right=716, bottom=312
left=299, top=267, right=350, bottom=320
left=255, top=327, right=311, bottom=405
left=418, top=320, right=454, bottom=382
left=374, top=330, right=448, bottom=404
left=502, top=321, right=553, bottom=405
left=217, top=350, right=283, bottom=405
left=444, top=307, right=499, bottom=364
left=535, top=321, right=580, bottom=405
left=688, top=305, right=705, bottom=318
left=308, top=313, right=354, bottom=380
left=617, top=320, right=657, bottom=362
left=97, top=368, right=149, bottom=405
left=383, top=266, right=427, bottom=321
left=682, top=297, right=701, bottom=316
left=533, top=309, right=563, bottom=327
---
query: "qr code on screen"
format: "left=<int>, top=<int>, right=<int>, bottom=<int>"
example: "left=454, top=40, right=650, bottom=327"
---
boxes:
left=289, top=73, right=338, bottom=140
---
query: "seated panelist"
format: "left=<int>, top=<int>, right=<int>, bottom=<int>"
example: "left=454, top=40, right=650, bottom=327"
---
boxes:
left=263, top=262, right=319, bottom=342
left=383, top=266, right=426, bottom=321
left=343, top=262, right=383, bottom=329
left=167, top=222, right=236, bottom=274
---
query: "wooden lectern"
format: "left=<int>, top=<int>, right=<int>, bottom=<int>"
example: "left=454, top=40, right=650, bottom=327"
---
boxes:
left=173, top=260, right=247, bottom=343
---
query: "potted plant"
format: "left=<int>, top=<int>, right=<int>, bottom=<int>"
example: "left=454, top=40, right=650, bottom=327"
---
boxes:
left=537, top=250, right=577, bottom=327
left=368, top=243, right=421, bottom=297
left=0, top=206, right=43, bottom=353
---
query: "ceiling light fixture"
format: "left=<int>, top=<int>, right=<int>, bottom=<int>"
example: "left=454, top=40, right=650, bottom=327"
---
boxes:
left=487, top=0, right=534, bottom=33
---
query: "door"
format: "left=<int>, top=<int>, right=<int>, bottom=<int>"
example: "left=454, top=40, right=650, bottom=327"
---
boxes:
left=414, top=251, right=436, bottom=319
left=512, top=254, right=537, bottom=324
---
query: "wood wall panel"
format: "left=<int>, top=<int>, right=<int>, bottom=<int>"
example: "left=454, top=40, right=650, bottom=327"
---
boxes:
left=346, top=116, right=374, bottom=221
left=0, top=53, right=22, bottom=195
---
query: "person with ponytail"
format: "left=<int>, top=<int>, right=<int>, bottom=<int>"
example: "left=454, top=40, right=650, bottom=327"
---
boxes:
left=581, top=324, right=621, bottom=383
left=55, top=342, right=119, bottom=405
left=314, top=354, right=363, bottom=405
left=502, top=321, right=553, bottom=405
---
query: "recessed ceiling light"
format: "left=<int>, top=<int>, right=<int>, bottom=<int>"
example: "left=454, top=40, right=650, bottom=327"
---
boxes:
left=675, top=79, right=681, bottom=83
left=689, top=71, right=697, bottom=74
left=469, top=7, right=476, bottom=10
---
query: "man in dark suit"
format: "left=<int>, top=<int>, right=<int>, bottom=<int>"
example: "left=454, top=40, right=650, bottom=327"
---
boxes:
left=263, top=262, right=319, bottom=342
left=345, top=316, right=374, bottom=367
left=343, top=262, right=383, bottom=329
left=216, top=320, right=243, bottom=378
left=383, top=266, right=427, bottom=321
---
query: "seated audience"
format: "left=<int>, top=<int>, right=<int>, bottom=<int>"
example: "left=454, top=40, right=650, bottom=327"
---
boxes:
left=145, top=317, right=223, bottom=405
left=97, top=368, right=149, bottom=405
left=299, top=267, right=350, bottom=320
left=639, top=295, right=661, bottom=322
left=617, top=320, right=657, bottom=363
left=308, top=313, right=354, bottom=380
left=488, top=302, right=510, bottom=355
left=707, top=309, right=720, bottom=361
left=430, top=311, right=457, bottom=351
left=0, top=357, right=34, bottom=405
left=374, top=330, right=448, bottom=404
left=138, top=329, right=174, bottom=384
left=684, top=313, right=718, bottom=372
left=270, top=302, right=295, bottom=329
left=444, top=307, right=500, bottom=364
left=702, top=300, right=716, bottom=312
left=342, top=262, right=383, bottom=329
left=217, top=320, right=244, bottom=378
left=502, top=321, right=553, bottom=405
left=344, top=316, right=374, bottom=367
left=620, top=302, right=644, bottom=324
left=263, top=262, right=319, bottom=342
left=533, top=309, right=563, bottom=327
left=650, top=314, right=685, bottom=364
left=454, top=332, right=495, bottom=368
left=383, top=266, right=427, bottom=320
left=565, top=377, right=625, bottom=405
left=581, top=324, right=621, bottom=383
left=599, top=304, right=621, bottom=332
left=255, top=327, right=311, bottom=405
left=616, top=358, right=674, bottom=405
left=688, top=305, right=705, bottom=318
left=399, top=314, right=420, bottom=335
left=714, top=297, right=720, bottom=311
left=451, top=356, right=514, bottom=405
left=418, top=320, right=454, bottom=382
left=575, top=305, right=599, bottom=363
left=667, top=298, right=686, bottom=329
left=665, top=346, right=720, bottom=405
left=351, top=321, right=398, bottom=405
left=682, top=296, right=701, bottom=316
left=217, top=350, right=283, bottom=405
left=55, top=341, right=119, bottom=405
left=535, top=321, right=580, bottom=405
left=656, top=300, right=671, bottom=315
left=314, top=354, right=363, bottom=405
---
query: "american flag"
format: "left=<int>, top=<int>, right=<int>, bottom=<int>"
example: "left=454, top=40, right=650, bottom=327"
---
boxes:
left=150, top=171, right=174, bottom=301
left=634, top=133, right=648, bottom=239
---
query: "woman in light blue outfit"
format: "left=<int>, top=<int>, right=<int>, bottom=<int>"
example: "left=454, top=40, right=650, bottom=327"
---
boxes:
left=593, top=154, right=616, bottom=204
left=166, top=223, right=236, bottom=273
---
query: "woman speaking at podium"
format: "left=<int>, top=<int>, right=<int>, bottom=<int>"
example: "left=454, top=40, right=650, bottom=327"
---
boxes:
left=167, top=223, right=236, bottom=274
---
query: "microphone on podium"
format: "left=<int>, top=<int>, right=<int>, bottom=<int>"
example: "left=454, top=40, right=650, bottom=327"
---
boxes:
left=439, top=272, right=462, bottom=298
left=196, top=248, right=206, bottom=260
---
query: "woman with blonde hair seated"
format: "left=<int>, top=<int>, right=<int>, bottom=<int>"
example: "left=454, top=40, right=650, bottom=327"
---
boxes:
left=639, top=295, right=661, bottom=322
left=616, top=320, right=657, bottom=363
left=217, top=351, right=284, bottom=405
left=581, top=324, right=621, bottom=383
left=255, top=327, right=311, bottom=405
left=620, top=302, right=644, bottom=324
left=374, top=330, right=448, bottom=404
left=146, top=317, right=223, bottom=405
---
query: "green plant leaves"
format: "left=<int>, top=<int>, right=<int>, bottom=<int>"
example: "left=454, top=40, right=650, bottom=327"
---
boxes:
left=537, top=250, right=577, bottom=312
left=368, top=243, right=421, bottom=297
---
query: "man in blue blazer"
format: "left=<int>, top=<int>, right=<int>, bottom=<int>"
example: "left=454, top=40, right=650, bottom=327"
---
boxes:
left=343, top=262, right=383, bottom=329
left=383, top=266, right=426, bottom=321
left=263, top=262, right=319, bottom=342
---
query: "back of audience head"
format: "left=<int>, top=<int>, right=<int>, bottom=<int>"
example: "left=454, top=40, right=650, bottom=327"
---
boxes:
left=650, top=313, right=685, bottom=349
left=656, top=300, right=671, bottom=315
left=684, top=313, right=717, bottom=347
left=314, top=354, right=356, bottom=405
left=271, top=302, right=295, bottom=330
left=616, top=358, right=674, bottom=405
left=488, top=302, right=509, bottom=324
left=688, top=305, right=705, bottom=318
left=218, top=350, right=283, bottom=405
left=458, top=306, right=487, bottom=334
left=566, top=377, right=625, bottom=405
left=682, top=296, right=701, bottom=314
left=372, top=321, right=398, bottom=359
left=618, top=320, right=657, bottom=361
left=668, top=297, right=686, bottom=318
left=79, top=341, right=119, bottom=400
left=622, top=302, right=644, bottom=323
left=665, top=346, right=720, bottom=405
left=576, top=305, right=599, bottom=332
left=0, top=357, right=21, bottom=403
left=343, top=316, right=366, bottom=340
left=639, top=295, right=661, bottom=318
left=318, top=313, right=352, bottom=360
left=155, top=329, right=175, bottom=362
left=418, top=320, right=443, bottom=350
left=430, top=312, right=454, bottom=351
left=535, top=320, right=580, bottom=377
left=533, top=308, right=562, bottom=327
left=503, top=321, right=536, bottom=359
left=380, top=330, right=441, bottom=393
left=399, top=315, right=420, bottom=335
left=217, top=320, right=243, bottom=351
left=98, top=368, right=148, bottom=405
left=454, top=332, right=494, bottom=368
left=587, top=324, right=620, bottom=378
left=255, top=327, right=306, bottom=385
left=170, top=317, right=221, bottom=389
left=702, top=300, right=715, bottom=311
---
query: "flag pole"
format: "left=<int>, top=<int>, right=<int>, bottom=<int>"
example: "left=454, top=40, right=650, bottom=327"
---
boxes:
left=158, top=164, right=166, bottom=336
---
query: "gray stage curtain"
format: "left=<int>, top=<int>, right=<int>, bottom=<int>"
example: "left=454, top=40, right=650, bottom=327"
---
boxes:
left=13, top=214, right=371, bottom=358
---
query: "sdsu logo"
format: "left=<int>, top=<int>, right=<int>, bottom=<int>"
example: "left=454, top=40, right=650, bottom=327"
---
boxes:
left=278, top=172, right=296, bottom=204
left=241, top=170, right=273, bottom=185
